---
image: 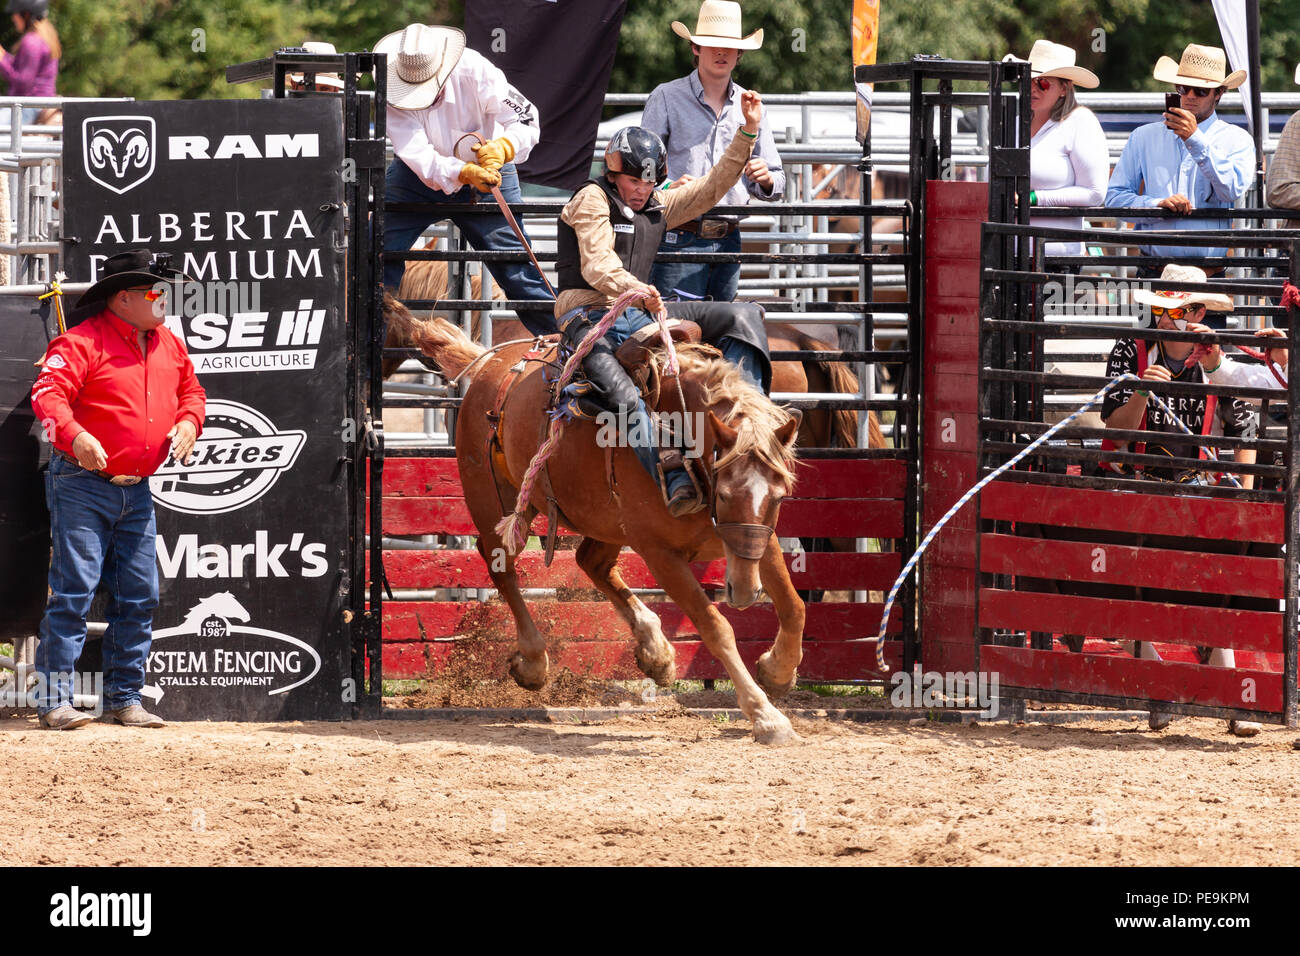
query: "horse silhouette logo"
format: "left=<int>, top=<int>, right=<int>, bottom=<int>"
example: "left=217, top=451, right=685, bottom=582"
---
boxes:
left=177, top=592, right=250, bottom=637
left=82, top=115, right=156, bottom=195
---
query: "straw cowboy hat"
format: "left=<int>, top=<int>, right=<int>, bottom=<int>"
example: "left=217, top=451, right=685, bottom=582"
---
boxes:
left=288, top=41, right=345, bottom=91
left=671, top=0, right=763, bottom=50
left=373, top=23, right=466, bottom=110
left=1132, top=264, right=1234, bottom=312
left=1021, top=40, right=1099, bottom=88
left=1152, top=43, right=1245, bottom=90
left=1294, top=62, right=1300, bottom=85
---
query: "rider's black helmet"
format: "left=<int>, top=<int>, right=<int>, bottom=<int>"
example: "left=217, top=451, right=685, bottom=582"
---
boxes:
left=604, top=127, right=668, bottom=185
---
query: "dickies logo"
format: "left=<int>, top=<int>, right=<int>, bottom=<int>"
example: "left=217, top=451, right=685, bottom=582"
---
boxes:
left=149, top=400, right=305, bottom=515
left=83, top=115, right=157, bottom=195
left=45, top=353, right=67, bottom=369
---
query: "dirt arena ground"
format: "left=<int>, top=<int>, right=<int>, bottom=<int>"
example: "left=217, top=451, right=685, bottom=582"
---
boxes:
left=4, top=696, right=1298, bottom=866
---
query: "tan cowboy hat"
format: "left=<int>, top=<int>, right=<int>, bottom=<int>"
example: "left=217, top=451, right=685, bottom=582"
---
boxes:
left=1022, top=40, right=1098, bottom=88
left=373, top=23, right=466, bottom=110
left=287, top=41, right=344, bottom=91
left=1132, top=264, right=1234, bottom=312
left=1152, top=43, right=1246, bottom=90
left=671, top=0, right=763, bottom=51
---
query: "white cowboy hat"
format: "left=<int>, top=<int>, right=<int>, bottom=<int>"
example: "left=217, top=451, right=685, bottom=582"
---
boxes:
left=1132, top=264, right=1234, bottom=312
left=288, top=41, right=345, bottom=91
left=1152, top=43, right=1246, bottom=90
left=1022, top=40, right=1099, bottom=88
left=1294, top=62, right=1300, bottom=85
left=671, top=0, right=763, bottom=51
left=374, top=23, right=466, bottom=110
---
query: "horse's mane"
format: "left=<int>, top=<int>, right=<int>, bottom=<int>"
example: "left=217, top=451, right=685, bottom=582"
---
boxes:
left=675, top=344, right=798, bottom=485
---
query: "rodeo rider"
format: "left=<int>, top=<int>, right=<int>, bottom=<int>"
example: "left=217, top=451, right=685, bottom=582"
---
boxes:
left=552, top=89, right=773, bottom=518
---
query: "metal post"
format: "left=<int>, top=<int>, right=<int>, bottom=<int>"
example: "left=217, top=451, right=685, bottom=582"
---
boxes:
left=1284, top=239, right=1299, bottom=728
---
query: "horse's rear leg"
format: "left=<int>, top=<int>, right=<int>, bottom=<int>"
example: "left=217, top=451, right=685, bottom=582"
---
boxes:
left=639, top=547, right=798, bottom=746
left=755, top=536, right=805, bottom=699
left=576, top=538, right=676, bottom=687
left=474, top=518, right=549, bottom=691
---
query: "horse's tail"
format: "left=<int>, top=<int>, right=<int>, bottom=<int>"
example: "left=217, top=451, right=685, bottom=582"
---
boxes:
left=383, top=290, right=485, bottom=381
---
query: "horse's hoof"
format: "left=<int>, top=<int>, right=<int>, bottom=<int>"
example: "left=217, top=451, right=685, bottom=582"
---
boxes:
left=756, top=651, right=797, bottom=699
left=508, top=651, right=549, bottom=691
left=752, top=710, right=801, bottom=747
left=635, top=642, right=677, bottom=688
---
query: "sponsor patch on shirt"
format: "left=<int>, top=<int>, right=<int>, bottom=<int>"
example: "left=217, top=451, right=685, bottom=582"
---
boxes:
left=45, top=353, right=66, bottom=370
left=663, top=231, right=679, bottom=243
left=612, top=223, right=634, bottom=233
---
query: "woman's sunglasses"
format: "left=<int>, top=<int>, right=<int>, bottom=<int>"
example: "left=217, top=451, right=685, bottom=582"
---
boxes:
left=1034, top=77, right=1056, bottom=92
left=1175, top=85, right=1219, bottom=98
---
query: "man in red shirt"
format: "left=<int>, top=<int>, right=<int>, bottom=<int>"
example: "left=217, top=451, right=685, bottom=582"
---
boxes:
left=30, top=249, right=205, bottom=729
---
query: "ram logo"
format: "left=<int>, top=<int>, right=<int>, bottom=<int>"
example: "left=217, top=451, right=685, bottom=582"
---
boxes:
left=82, top=115, right=156, bottom=195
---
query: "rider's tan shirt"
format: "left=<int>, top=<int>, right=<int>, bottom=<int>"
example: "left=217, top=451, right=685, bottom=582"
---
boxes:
left=554, top=131, right=756, bottom=319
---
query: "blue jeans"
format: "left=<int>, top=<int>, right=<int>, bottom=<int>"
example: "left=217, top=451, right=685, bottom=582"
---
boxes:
left=570, top=305, right=764, bottom=486
left=35, top=455, right=158, bottom=714
left=384, top=160, right=557, bottom=335
left=651, top=229, right=742, bottom=302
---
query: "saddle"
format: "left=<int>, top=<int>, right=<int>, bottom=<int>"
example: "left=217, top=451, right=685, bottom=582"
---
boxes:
left=613, top=318, right=702, bottom=408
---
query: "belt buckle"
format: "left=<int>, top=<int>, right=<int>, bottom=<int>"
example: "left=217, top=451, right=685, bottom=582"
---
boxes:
left=699, top=219, right=729, bottom=239
left=110, top=475, right=142, bottom=486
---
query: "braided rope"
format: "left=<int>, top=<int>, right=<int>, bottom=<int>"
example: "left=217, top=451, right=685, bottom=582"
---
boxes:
left=494, top=289, right=677, bottom=553
left=872, top=369, right=1244, bottom=673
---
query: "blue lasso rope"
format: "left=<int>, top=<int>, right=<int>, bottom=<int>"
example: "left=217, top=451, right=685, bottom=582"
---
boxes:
left=871, top=370, right=1239, bottom=672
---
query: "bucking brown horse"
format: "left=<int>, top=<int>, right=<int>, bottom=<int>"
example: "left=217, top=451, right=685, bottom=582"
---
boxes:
left=388, top=295, right=806, bottom=745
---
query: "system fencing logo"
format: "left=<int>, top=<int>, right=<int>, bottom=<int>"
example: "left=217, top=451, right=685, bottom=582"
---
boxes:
left=83, top=115, right=156, bottom=195
left=150, top=399, right=305, bottom=515
left=147, top=591, right=322, bottom=698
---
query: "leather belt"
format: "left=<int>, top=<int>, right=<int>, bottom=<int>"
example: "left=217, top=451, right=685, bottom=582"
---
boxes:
left=675, top=218, right=739, bottom=239
left=56, top=450, right=143, bottom=486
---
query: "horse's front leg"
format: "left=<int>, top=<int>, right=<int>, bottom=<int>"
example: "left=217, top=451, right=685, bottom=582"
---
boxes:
left=639, top=546, right=799, bottom=746
left=575, top=538, right=676, bottom=687
left=755, top=536, right=805, bottom=699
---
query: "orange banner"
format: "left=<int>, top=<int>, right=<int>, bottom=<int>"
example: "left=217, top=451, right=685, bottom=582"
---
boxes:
left=852, top=0, right=879, bottom=142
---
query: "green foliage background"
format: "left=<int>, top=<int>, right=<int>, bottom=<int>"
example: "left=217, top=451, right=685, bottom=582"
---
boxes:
left=5, top=0, right=1299, bottom=100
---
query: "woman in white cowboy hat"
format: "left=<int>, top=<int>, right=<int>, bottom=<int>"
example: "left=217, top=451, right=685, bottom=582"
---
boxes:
left=1013, top=40, right=1108, bottom=267
left=1105, top=44, right=1254, bottom=279
left=376, top=22, right=556, bottom=336
left=641, top=0, right=784, bottom=302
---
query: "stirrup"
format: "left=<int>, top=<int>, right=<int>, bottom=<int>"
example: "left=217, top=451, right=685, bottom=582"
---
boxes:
left=656, top=452, right=705, bottom=514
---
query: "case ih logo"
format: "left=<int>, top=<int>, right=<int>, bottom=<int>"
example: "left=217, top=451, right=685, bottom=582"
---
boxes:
left=150, top=399, right=305, bottom=515
left=83, top=115, right=156, bottom=195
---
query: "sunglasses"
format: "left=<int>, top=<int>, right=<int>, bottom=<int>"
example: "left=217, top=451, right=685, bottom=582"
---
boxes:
left=131, top=288, right=165, bottom=302
left=1149, top=305, right=1187, bottom=320
left=1033, top=77, right=1056, bottom=92
left=1174, top=85, right=1219, bottom=98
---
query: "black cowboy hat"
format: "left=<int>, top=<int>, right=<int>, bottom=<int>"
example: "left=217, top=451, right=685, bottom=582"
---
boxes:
left=74, top=249, right=190, bottom=309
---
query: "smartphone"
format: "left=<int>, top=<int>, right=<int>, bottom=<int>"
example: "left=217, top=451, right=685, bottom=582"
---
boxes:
left=1164, top=92, right=1181, bottom=114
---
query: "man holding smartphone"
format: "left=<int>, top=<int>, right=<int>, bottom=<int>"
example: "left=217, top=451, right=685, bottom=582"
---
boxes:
left=1106, top=44, right=1255, bottom=283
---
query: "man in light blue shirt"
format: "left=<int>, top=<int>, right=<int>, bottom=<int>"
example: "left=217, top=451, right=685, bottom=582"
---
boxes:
left=641, top=1, right=784, bottom=302
left=1106, top=43, right=1254, bottom=275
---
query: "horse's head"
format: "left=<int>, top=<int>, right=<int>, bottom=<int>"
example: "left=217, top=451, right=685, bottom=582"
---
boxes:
left=708, top=409, right=801, bottom=609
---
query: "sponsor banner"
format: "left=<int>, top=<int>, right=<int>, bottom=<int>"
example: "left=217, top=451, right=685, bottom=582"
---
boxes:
left=62, top=99, right=349, bottom=720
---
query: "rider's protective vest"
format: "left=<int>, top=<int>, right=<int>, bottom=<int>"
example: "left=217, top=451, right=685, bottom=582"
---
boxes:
left=556, top=177, right=666, bottom=293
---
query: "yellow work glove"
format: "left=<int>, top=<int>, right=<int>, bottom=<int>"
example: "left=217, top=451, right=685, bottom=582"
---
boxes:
left=471, top=136, right=516, bottom=171
left=458, top=162, right=502, bottom=193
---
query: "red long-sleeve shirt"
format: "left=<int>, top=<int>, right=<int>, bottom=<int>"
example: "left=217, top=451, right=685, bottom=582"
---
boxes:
left=31, top=307, right=206, bottom=478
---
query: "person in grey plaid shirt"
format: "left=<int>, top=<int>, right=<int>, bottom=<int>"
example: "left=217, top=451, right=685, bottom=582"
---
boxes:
left=641, top=1, right=784, bottom=303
